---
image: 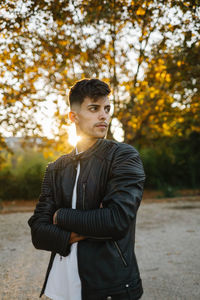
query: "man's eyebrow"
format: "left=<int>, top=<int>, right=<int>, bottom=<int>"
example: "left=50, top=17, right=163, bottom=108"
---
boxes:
left=87, top=104, right=111, bottom=107
left=87, top=104, right=100, bottom=107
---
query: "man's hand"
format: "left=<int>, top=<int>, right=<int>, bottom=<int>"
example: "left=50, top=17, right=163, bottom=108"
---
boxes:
left=53, top=210, right=58, bottom=225
left=69, top=232, right=86, bottom=244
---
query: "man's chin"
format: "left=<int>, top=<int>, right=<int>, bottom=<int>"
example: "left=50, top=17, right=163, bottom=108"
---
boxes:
left=96, top=131, right=107, bottom=138
left=81, top=133, right=106, bottom=140
left=90, top=133, right=106, bottom=139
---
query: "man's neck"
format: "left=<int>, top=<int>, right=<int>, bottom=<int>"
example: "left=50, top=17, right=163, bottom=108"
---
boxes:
left=76, top=137, right=98, bottom=153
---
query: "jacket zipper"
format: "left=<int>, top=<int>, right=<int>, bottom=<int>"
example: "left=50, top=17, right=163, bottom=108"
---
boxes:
left=113, top=241, right=128, bottom=267
left=82, top=183, right=86, bottom=210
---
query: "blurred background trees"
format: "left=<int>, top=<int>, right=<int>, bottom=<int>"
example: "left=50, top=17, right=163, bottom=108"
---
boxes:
left=0, top=0, right=200, bottom=199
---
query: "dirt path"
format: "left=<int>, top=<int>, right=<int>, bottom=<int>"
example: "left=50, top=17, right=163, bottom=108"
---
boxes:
left=0, top=200, right=200, bottom=299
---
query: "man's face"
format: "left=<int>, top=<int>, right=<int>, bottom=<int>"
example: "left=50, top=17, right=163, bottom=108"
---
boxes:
left=73, top=96, right=111, bottom=139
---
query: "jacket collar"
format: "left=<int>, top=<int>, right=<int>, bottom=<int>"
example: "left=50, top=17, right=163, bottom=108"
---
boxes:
left=69, top=138, right=104, bottom=161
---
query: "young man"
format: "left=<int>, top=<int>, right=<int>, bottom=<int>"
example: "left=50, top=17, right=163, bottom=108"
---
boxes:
left=28, top=79, right=145, bottom=300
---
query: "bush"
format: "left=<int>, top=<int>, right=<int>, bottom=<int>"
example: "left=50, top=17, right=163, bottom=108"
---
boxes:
left=139, top=132, right=200, bottom=190
left=1, top=131, right=199, bottom=200
left=0, top=150, right=51, bottom=200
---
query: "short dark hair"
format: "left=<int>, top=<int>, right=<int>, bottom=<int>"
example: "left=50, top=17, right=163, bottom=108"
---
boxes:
left=69, top=78, right=111, bottom=108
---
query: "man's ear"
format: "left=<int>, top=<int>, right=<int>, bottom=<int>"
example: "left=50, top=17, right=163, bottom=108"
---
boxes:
left=69, top=111, right=78, bottom=124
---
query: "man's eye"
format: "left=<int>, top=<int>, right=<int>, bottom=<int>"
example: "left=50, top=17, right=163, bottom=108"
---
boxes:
left=105, top=107, right=110, bottom=113
left=90, top=107, right=97, bottom=111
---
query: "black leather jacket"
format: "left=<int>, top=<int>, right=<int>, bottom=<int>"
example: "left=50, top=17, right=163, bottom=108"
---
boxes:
left=28, top=138, right=145, bottom=300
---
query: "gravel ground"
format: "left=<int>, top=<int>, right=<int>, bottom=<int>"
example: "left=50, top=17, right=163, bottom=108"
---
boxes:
left=0, top=200, right=200, bottom=300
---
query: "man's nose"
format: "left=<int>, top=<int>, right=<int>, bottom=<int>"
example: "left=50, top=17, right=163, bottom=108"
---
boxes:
left=98, top=109, right=107, bottom=120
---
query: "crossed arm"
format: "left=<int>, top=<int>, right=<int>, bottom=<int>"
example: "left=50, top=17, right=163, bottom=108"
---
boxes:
left=28, top=147, right=145, bottom=256
left=53, top=201, right=104, bottom=244
left=53, top=211, right=86, bottom=244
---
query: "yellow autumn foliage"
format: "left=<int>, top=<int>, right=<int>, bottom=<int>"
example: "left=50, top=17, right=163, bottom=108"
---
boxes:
left=136, top=7, right=146, bottom=16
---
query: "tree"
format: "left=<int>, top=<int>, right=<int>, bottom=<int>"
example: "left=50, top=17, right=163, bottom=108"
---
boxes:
left=0, top=0, right=199, bottom=165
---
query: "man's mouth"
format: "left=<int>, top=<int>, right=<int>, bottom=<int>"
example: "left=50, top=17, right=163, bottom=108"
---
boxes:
left=95, top=123, right=108, bottom=128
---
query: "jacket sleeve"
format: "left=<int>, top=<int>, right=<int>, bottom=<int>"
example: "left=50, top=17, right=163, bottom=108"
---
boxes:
left=56, top=145, right=145, bottom=241
left=28, top=164, right=71, bottom=256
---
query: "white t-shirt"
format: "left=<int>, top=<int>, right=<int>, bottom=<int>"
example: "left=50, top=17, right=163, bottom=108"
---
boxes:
left=44, top=156, right=82, bottom=300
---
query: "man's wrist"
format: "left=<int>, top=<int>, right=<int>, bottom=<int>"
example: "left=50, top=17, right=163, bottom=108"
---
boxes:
left=53, top=210, right=58, bottom=224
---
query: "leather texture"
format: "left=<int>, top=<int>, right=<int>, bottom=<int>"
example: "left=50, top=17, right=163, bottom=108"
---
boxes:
left=28, top=138, right=145, bottom=300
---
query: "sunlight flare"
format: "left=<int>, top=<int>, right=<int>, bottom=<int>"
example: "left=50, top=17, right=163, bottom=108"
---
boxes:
left=67, top=123, right=81, bottom=147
